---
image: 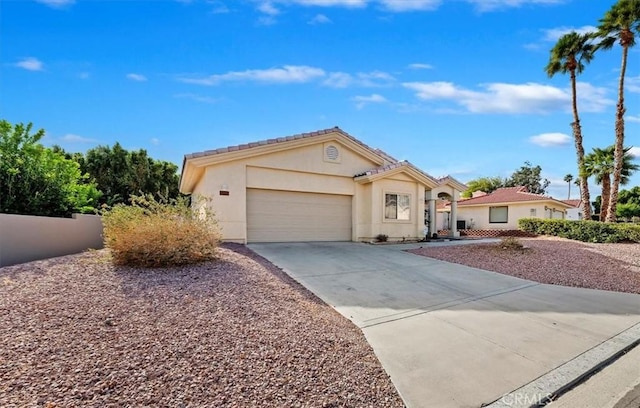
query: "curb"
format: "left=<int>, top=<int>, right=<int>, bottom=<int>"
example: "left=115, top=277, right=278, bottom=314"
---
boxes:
left=484, top=322, right=640, bottom=408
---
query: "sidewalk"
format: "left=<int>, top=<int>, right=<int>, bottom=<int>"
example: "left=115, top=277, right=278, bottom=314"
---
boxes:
left=550, top=344, right=640, bottom=408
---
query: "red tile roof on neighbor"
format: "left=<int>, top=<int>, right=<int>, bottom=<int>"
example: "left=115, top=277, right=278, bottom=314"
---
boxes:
left=184, top=126, right=397, bottom=162
left=354, top=160, right=438, bottom=184
left=561, top=199, right=581, bottom=208
left=457, top=186, right=570, bottom=207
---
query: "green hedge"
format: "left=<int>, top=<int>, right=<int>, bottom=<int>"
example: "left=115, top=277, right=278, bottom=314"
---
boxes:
left=518, top=218, right=640, bottom=243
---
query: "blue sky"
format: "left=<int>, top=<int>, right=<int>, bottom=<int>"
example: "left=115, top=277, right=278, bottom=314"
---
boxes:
left=2, top=0, right=639, bottom=199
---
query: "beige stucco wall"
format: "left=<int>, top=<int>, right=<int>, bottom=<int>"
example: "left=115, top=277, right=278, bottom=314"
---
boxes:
left=431, top=185, right=459, bottom=200
left=190, top=138, right=435, bottom=243
left=363, top=176, right=426, bottom=241
left=193, top=141, right=385, bottom=243
left=355, top=183, right=373, bottom=240
left=0, top=213, right=103, bottom=267
left=457, top=202, right=568, bottom=230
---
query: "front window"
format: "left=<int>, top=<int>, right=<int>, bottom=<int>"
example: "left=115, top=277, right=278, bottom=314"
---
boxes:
left=489, top=206, right=508, bottom=223
left=385, top=193, right=410, bottom=220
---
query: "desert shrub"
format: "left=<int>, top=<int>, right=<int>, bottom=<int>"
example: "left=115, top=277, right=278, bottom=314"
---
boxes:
left=101, top=195, right=220, bottom=267
left=518, top=218, right=639, bottom=243
left=517, top=218, right=539, bottom=234
left=375, top=233, right=388, bottom=242
left=499, top=236, right=524, bottom=250
left=616, top=223, right=640, bottom=243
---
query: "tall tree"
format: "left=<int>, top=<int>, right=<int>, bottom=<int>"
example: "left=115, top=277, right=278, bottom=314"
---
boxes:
left=563, top=174, right=574, bottom=199
left=0, top=120, right=100, bottom=217
left=546, top=31, right=595, bottom=219
left=461, top=176, right=504, bottom=198
left=80, top=143, right=179, bottom=206
left=596, top=0, right=640, bottom=222
left=584, top=145, right=639, bottom=221
left=504, top=161, right=550, bottom=195
left=618, top=186, right=640, bottom=205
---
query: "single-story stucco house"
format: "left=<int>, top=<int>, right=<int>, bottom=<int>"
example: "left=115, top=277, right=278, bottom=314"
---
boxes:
left=452, top=186, right=575, bottom=230
left=562, top=199, right=584, bottom=221
left=179, top=127, right=467, bottom=243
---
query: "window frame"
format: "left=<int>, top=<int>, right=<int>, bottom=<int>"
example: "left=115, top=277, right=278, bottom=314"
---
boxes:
left=384, top=192, right=412, bottom=222
left=489, top=206, right=508, bottom=224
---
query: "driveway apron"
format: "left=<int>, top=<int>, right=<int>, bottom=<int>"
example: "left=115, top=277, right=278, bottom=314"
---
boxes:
left=248, top=242, right=640, bottom=408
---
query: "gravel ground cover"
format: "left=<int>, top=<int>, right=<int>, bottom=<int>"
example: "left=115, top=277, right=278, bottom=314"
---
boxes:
left=0, top=244, right=403, bottom=408
left=408, top=237, right=640, bottom=294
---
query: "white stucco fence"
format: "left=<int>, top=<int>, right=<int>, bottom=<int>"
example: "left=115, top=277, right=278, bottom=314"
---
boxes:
left=0, top=213, right=104, bottom=267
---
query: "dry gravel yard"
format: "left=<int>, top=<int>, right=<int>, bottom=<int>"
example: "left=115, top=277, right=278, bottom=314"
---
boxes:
left=409, top=237, right=640, bottom=294
left=0, top=244, right=403, bottom=408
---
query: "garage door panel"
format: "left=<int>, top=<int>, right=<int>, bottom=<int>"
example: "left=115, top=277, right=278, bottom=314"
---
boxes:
left=247, top=189, right=351, bottom=242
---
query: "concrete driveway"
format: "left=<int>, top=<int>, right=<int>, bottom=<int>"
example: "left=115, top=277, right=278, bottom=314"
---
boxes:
left=249, top=242, right=640, bottom=408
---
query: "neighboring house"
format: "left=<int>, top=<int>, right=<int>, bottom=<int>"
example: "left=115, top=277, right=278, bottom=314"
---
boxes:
left=179, top=127, right=466, bottom=243
left=453, top=186, right=574, bottom=230
left=562, top=199, right=583, bottom=221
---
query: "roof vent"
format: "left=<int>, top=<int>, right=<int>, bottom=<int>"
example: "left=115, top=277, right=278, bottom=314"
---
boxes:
left=325, top=145, right=339, bottom=161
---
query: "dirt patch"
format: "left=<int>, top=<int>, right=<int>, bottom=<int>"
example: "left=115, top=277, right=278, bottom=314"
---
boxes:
left=0, top=244, right=402, bottom=407
left=408, top=237, right=640, bottom=294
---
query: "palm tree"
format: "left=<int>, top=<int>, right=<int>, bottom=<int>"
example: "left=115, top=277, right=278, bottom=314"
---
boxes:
left=563, top=174, right=573, bottom=199
left=546, top=31, right=595, bottom=220
left=595, top=0, right=640, bottom=222
left=584, top=145, right=639, bottom=221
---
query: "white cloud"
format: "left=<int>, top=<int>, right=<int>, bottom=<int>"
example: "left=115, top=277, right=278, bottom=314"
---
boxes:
left=15, top=57, right=44, bottom=71
left=178, top=65, right=325, bottom=85
left=308, top=13, right=332, bottom=24
left=352, top=93, right=387, bottom=109
left=378, top=0, right=440, bottom=11
left=628, top=75, right=640, bottom=93
left=176, top=66, right=395, bottom=88
left=274, top=0, right=367, bottom=7
left=255, top=0, right=438, bottom=13
left=150, top=138, right=161, bottom=146
left=61, top=134, right=98, bottom=144
left=629, top=147, right=640, bottom=158
left=35, top=0, right=75, bottom=8
left=257, top=1, right=280, bottom=15
left=252, top=0, right=564, bottom=15
left=323, top=70, right=395, bottom=88
left=466, top=0, right=566, bottom=12
left=174, top=93, right=219, bottom=103
left=78, top=72, right=90, bottom=79
left=542, top=25, right=597, bottom=42
left=126, top=73, right=148, bottom=81
left=323, top=72, right=352, bottom=88
left=408, top=63, right=434, bottom=70
left=529, top=132, right=571, bottom=147
left=402, top=81, right=613, bottom=114
left=628, top=114, right=640, bottom=123
left=576, top=82, right=613, bottom=112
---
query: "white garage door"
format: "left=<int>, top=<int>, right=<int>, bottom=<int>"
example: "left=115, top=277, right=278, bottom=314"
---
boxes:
left=247, top=189, right=352, bottom=243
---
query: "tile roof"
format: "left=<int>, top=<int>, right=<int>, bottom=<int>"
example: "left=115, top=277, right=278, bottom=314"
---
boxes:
left=184, top=126, right=398, bottom=163
left=561, top=199, right=581, bottom=208
left=354, top=160, right=407, bottom=177
left=353, top=160, right=440, bottom=185
left=373, top=148, right=399, bottom=163
left=457, top=186, right=568, bottom=206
